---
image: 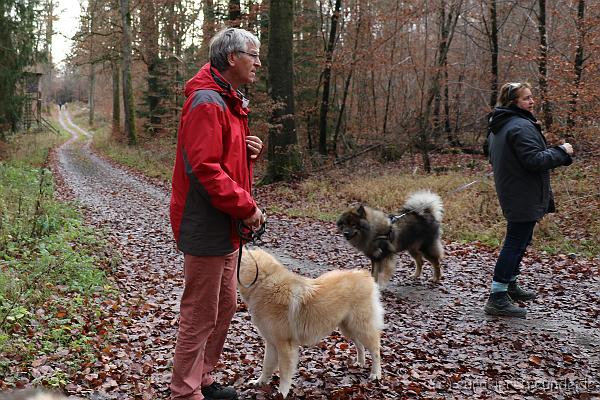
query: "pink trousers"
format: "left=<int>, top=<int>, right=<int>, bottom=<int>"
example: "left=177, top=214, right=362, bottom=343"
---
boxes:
left=170, top=250, right=238, bottom=400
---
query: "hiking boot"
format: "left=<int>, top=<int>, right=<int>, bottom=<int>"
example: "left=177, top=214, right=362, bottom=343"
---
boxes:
left=484, top=291, right=527, bottom=317
left=507, top=281, right=537, bottom=301
left=201, top=382, right=238, bottom=400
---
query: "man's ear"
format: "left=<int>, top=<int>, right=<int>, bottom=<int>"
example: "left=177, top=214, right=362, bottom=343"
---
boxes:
left=227, top=52, right=237, bottom=68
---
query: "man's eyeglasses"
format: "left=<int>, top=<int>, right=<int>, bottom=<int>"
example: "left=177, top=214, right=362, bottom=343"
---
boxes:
left=238, top=50, right=260, bottom=61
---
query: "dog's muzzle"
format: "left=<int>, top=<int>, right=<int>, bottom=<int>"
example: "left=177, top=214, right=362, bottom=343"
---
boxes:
left=343, top=230, right=357, bottom=240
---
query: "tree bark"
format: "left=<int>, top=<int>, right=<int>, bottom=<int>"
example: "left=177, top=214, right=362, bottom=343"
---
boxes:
left=382, top=0, right=401, bottom=136
left=489, top=0, right=498, bottom=108
left=200, top=0, right=216, bottom=60
left=229, top=0, right=241, bottom=26
left=537, top=0, right=552, bottom=129
left=88, top=62, right=95, bottom=126
left=418, top=0, right=462, bottom=173
left=265, top=0, right=302, bottom=182
left=120, top=0, right=137, bottom=145
left=332, top=12, right=362, bottom=157
left=88, top=1, right=96, bottom=126
left=112, top=59, right=121, bottom=137
left=567, top=0, right=585, bottom=128
left=317, top=0, right=342, bottom=155
left=140, top=0, right=162, bottom=131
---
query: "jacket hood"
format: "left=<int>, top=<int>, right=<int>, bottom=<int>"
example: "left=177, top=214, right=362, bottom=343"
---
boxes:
left=488, top=105, right=536, bottom=134
left=184, top=63, right=227, bottom=97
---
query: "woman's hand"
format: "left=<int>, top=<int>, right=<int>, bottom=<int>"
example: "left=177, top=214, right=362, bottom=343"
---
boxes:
left=560, top=142, right=574, bottom=155
left=246, top=136, right=264, bottom=159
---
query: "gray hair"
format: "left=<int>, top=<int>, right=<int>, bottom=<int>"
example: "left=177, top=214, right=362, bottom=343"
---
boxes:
left=209, top=28, right=260, bottom=72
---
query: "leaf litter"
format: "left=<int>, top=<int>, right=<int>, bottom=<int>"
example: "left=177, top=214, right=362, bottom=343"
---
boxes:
left=30, top=136, right=600, bottom=399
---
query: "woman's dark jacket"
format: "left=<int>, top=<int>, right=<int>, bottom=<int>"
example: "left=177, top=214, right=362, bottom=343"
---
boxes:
left=487, top=105, right=572, bottom=222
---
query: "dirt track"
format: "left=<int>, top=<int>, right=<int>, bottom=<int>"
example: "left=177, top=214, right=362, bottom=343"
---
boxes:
left=53, top=108, right=599, bottom=399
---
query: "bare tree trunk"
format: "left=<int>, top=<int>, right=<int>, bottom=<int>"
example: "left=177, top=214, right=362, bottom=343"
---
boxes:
left=318, top=0, right=342, bottom=155
left=140, top=0, right=161, bottom=132
left=112, top=60, right=121, bottom=137
left=451, top=71, right=464, bottom=145
left=567, top=0, right=586, bottom=129
left=265, top=0, right=302, bottom=182
left=200, top=0, right=216, bottom=60
left=43, top=0, right=54, bottom=112
left=418, top=0, right=462, bottom=173
left=88, top=63, right=95, bottom=126
left=382, top=0, right=402, bottom=135
left=489, top=0, right=498, bottom=107
left=229, top=0, right=241, bottom=26
left=88, top=1, right=96, bottom=126
left=120, top=0, right=137, bottom=145
left=537, top=0, right=552, bottom=129
left=333, top=14, right=362, bottom=157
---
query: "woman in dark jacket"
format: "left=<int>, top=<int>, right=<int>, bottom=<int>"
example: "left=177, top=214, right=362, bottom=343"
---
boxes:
left=485, top=82, right=573, bottom=317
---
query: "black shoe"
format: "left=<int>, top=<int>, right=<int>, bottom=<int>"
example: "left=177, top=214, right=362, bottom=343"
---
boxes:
left=484, top=291, right=527, bottom=317
left=201, top=382, right=238, bottom=400
left=507, top=281, right=537, bottom=301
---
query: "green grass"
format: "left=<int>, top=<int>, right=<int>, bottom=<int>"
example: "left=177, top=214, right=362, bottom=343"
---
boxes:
left=0, top=123, right=120, bottom=389
left=258, top=163, right=598, bottom=256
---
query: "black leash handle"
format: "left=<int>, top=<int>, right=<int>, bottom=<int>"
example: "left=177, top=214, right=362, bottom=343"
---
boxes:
left=236, top=210, right=267, bottom=289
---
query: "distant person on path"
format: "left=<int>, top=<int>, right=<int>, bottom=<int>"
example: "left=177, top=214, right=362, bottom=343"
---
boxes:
left=484, top=82, right=573, bottom=317
left=169, top=27, right=265, bottom=400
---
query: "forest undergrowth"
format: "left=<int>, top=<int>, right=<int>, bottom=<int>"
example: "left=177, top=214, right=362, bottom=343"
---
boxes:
left=84, top=103, right=600, bottom=258
left=0, top=123, right=120, bottom=390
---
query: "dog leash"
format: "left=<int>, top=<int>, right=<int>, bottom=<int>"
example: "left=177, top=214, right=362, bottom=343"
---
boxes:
left=236, top=210, right=267, bottom=288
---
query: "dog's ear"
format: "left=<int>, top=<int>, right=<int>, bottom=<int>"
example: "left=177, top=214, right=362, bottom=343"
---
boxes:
left=357, top=205, right=366, bottom=217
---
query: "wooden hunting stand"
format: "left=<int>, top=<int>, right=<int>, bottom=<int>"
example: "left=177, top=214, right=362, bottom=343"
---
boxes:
left=22, top=65, right=44, bottom=131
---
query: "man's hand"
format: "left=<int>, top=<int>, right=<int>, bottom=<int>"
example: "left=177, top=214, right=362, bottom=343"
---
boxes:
left=246, top=136, right=264, bottom=159
left=243, top=207, right=265, bottom=230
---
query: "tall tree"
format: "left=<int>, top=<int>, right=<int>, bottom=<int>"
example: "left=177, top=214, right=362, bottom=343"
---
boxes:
left=229, top=0, right=241, bottom=25
left=567, top=0, right=586, bottom=128
left=487, top=0, right=498, bottom=108
left=42, top=0, right=54, bottom=110
left=382, top=0, right=402, bottom=136
left=265, top=0, right=302, bottom=182
left=120, top=0, right=136, bottom=144
left=0, top=0, right=39, bottom=139
left=537, top=0, right=552, bottom=129
left=111, top=59, right=121, bottom=136
left=87, top=1, right=96, bottom=126
left=140, top=0, right=164, bottom=132
left=417, top=0, right=462, bottom=172
left=332, top=7, right=363, bottom=157
left=200, top=0, right=216, bottom=60
left=317, top=0, right=342, bottom=155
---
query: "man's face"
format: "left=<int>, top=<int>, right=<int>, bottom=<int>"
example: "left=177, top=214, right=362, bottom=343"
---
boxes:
left=227, top=44, right=261, bottom=88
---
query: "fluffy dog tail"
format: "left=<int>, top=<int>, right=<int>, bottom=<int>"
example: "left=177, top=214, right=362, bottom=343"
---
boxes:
left=403, top=190, right=444, bottom=222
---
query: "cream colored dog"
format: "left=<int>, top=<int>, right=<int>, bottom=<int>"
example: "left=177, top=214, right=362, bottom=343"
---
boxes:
left=0, top=390, right=68, bottom=400
left=239, top=248, right=384, bottom=398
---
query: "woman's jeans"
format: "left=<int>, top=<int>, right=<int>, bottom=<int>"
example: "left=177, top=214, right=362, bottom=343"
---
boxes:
left=493, top=220, right=537, bottom=284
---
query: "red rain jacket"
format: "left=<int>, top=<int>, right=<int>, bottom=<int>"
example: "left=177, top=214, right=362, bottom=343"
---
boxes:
left=170, top=63, right=257, bottom=256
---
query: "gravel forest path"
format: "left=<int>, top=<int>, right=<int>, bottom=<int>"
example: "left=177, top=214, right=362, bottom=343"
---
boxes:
left=52, top=108, right=599, bottom=399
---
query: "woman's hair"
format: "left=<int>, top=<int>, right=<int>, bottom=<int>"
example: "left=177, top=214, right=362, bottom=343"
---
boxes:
left=497, top=82, right=531, bottom=107
left=209, top=28, right=260, bottom=72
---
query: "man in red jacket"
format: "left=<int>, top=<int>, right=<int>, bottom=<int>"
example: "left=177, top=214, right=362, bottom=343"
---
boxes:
left=169, top=28, right=265, bottom=400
